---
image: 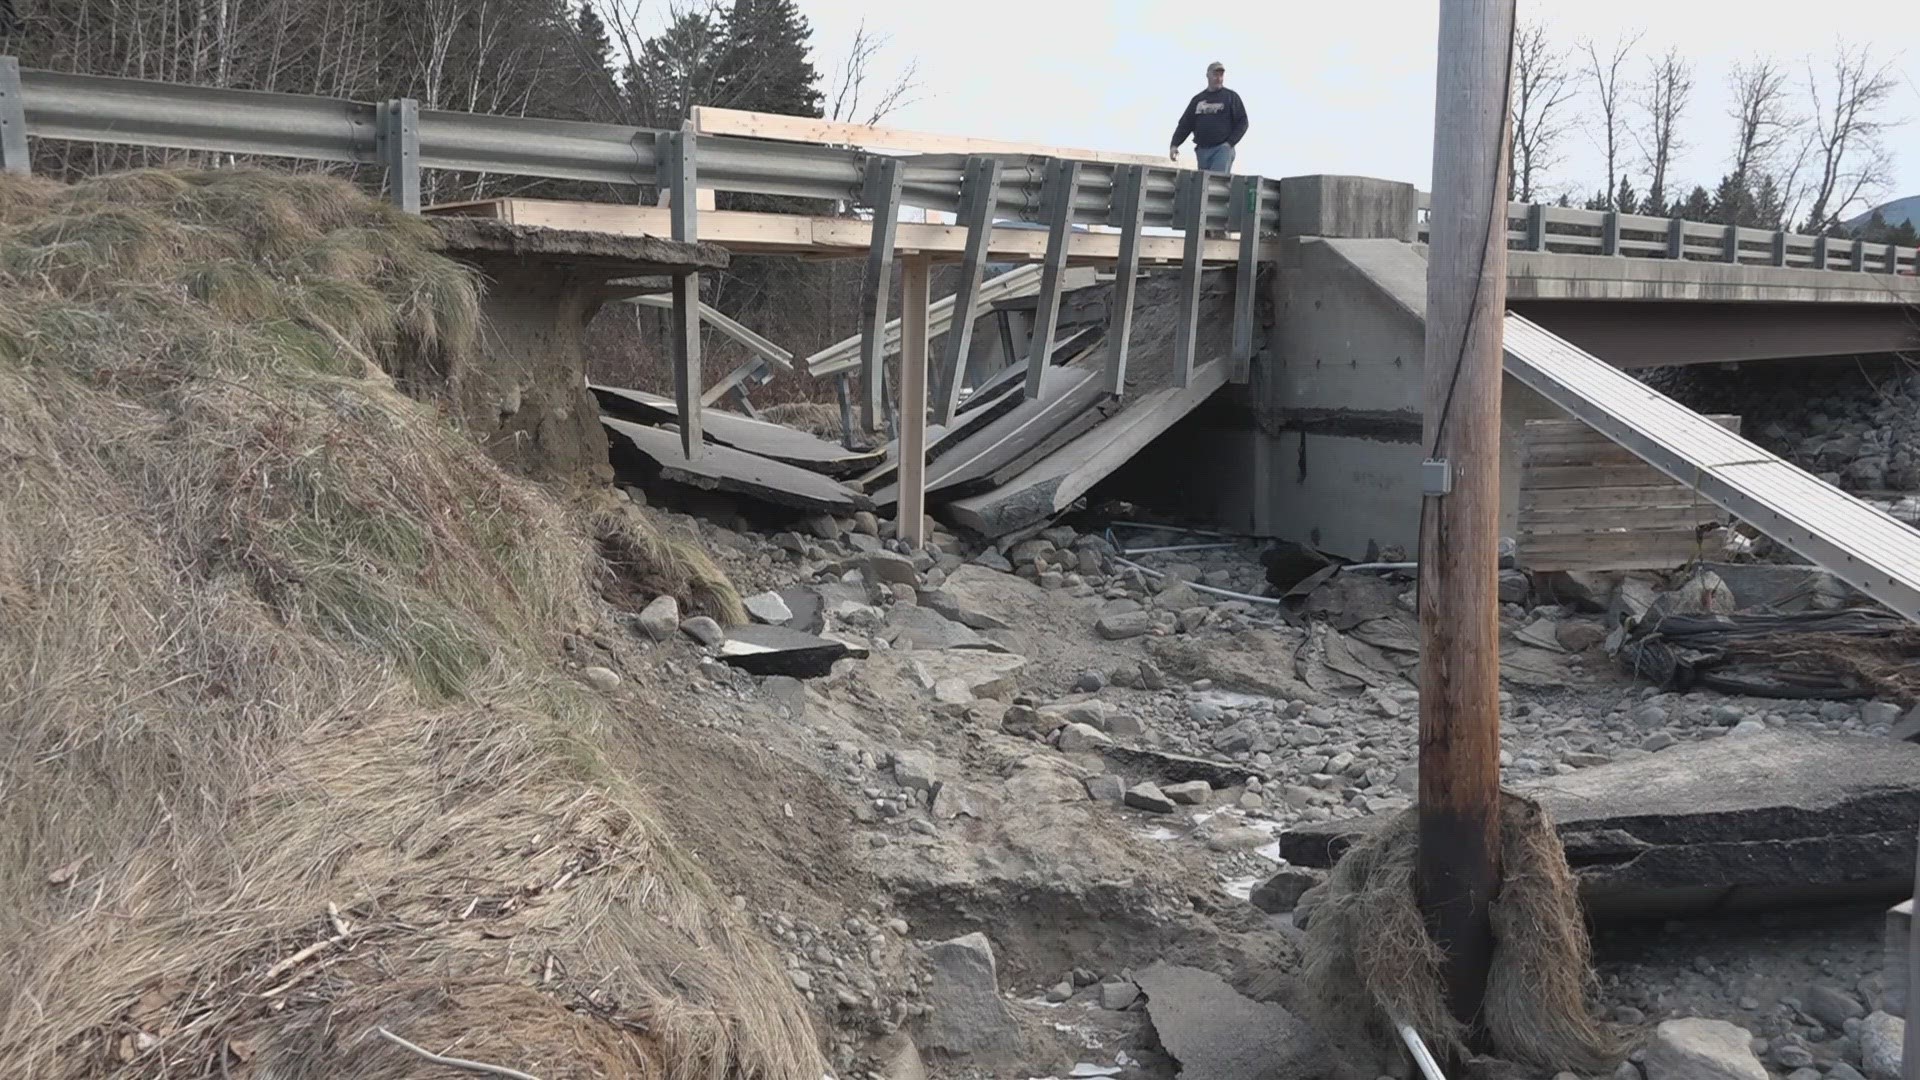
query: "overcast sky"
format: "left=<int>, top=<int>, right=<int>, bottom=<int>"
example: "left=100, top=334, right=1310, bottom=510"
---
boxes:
left=752, top=0, right=1918, bottom=216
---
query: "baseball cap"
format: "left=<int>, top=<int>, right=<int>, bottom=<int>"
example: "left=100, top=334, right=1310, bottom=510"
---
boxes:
left=1207, top=61, right=1225, bottom=72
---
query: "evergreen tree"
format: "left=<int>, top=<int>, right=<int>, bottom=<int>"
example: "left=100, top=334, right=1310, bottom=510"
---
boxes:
left=1750, top=173, right=1785, bottom=230
left=1583, top=190, right=1611, bottom=211
left=1613, top=175, right=1637, bottom=216
left=1639, top=190, right=1670, bottom=217
left=1709, top=172, right=1752, bottom=226
left=717, top=0, right=822, bottom=117
left=626, top=9, right=726, bottom=125
left=1678, top=185, right=1713, bottom=223
left=1892, top=220, right=1919, bottom=248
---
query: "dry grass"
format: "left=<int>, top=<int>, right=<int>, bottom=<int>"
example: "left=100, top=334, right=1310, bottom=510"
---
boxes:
left=0, top=170, right=819, bottom=1078
left=756, top=401, right=845, bottom=442
left=1302, top=793, right=1624, bottom=1075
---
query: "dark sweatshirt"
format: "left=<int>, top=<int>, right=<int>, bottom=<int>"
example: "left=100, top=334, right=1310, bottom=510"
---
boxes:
left=1170, top=87, right=1248, bottom=150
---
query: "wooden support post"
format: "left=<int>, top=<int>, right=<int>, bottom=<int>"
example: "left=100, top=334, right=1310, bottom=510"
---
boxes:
left=1023, top=159, right=1082, bottom=400
left=1419, top=0, right=1514, bottom=1038
left=0, top=57, right=27, bottom=177
left=1231, top=175, right=1264, bottom=382
left=379, top=98, right=421, bottom=213
left=658, top=128, right=703, bottom=460
left=1172, top=169, right=1206, bottom=389
left=1600, top=210, right=1621, bottom=256
left=936, top=156, right=1004, bottom=423
left=1105, top=164, right=1149, bottom=398
left=860, top=156, right=905, bottom=432
left=898, top=255, right=932, bottom=551
left=1666, top=216, right=1685, bottom=260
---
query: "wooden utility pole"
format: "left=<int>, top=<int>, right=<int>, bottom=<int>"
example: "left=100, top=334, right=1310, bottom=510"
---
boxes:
left=1418, top=0, right=1516, bottom=1034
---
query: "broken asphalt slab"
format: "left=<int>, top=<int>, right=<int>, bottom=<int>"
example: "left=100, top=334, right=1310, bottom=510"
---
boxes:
left=1134, top=963, right=1328, bottom=1080
left=1278, top=732, right=1920, bottom=920
left=715, top=623, right=867, bottom=678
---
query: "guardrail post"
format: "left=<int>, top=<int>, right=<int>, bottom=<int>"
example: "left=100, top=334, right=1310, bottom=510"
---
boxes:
left=1850, top=238, right=1867, bottom=272
left=1230, top=175, right=1264, bottom=381
left=1666, top=216, right=1685, bottom=260
left=1104, top=163, right=1148, bottom=399
left=1886, top=243, right=1901, bottom=276
left=377, top=99, right=420, bottom=213
left=1722, top=222, right=1739, bottom=264
left=1813, top=233, right=1830, bottom=271
left=1771, top=230, right=1788, bottom=267
left=657, top=128, right=703, bottom=459
left=1171, top=169, right=1207, bottom=389
left=1023, top=157, right=1082, bottom=400
left=934, top=156, right=1003, bottom=424
left=0, top=57, right=27, bottom=177
left=1525, top=203, right=1548, bottom=251
left=857, top=156, right=905, bottom=433
left=1600, top=210, right=1621, bottom=256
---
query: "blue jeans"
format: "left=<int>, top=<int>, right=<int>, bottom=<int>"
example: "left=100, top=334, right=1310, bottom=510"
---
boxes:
left=1195, top=143, right=1236, bottom=173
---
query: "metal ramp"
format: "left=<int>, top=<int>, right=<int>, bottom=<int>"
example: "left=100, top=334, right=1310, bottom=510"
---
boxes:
left=1504, top=314, right=1920, bottom=623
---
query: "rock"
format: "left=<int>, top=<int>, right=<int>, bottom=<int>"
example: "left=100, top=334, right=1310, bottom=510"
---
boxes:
left=1250, top=866, right=1326, bottom=914
left=1614, top=1063, right=1645, bottom=1080
left=680, top=616, right=724, bottom=647
left=789, top=969, right=813, bottom=992
left=1056, top=723, right=1113, bottom=753
left=1072, top=670, right=1107, bottom=693
left=1134, top=963, right=1326, bottom=1080
left=884, top=604, right=996, bottom=651
left=1085, top=775, right=1126, bottom=802
left=892, top=750, right=941, bottom=792
left=1829, top=1064, right=1870, bottom=1080
left=1046, top=981, right=1074, bottom=1003
left=1773, top=1039, right=1815, bottom=1069
left=1727, top=718, right=1767, bottom=738
left=581, top=665, right=620, bottom=691
left=638, top=595, right=680, bottom=640
left=1641, top=732, right=1677, bottom=752
left=1096, top=611, right=1155, bottom=640
left=1098, top=981, right=1140, bottom=1011
left=1124, top=782, right=1177, bottom=814
left=892, top=650, right=1028, bottom=702
left=1260, top=541, right=1336, bottom=592
left=742, top=590, right=794, bottom=625
left=1498, top=569, right=1530, bottom=605
left=1665, top=570, right=1737, bottom=616
left=804, top=513, right=841, bottom=540
left=717, top=624, right=862, bottom=677
left=919, top=933, right=1017, bottom=1054
left=930, top=782, right=979, bottom=820
left=1007, top=538, right=1056, bottom=565
left=860, top=550, right=921, bottom=588
left=1631, top=703, right=1670, bottom=728
left=1858, top=1012, right=1903, bottom=1080
left=1003, top=758, right=1090, bottom=804
left=1862, top=701, right=1903, bottom=727
left=1643, top=1018, right=1768, bottom=1080
left=973, top=551, right=1014, bottom=573
left=853, top=511, right=880, bottom=537
left=1163, top=780, right=1212, bottom=805
left=1810, top=986, right=1867, bottom=1030
left=1557, top=618, right=1609, bottom=652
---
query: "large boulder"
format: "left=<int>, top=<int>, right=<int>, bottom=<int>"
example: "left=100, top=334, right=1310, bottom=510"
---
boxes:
left=1643, top=1018, right=1768, bottom=1080
left=1135, top=963, right=1328, bottom=1080
left=918, top=933, right=1018, bottom=1055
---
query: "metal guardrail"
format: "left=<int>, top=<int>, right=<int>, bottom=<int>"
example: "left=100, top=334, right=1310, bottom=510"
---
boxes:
left=0, top=61, right=1278, bottom=233
left=1414, top=191, right=1919, bottom=275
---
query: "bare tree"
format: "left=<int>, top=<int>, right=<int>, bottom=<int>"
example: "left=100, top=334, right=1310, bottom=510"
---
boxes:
left=1727, top=57, right=1800, bottom=186
left=1510, top=20, right=1577, bottom=204
left=1798, top=42, right=1902, bottom=233
left=824, top=20, right=921, bottom=126
left=1579, top=30, right=1645, bottom=211
left=1632, top=47, right=1692, bottom=214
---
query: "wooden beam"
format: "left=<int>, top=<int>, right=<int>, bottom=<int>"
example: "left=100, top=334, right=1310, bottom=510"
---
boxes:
left=690, top=104, right=1168, bottom=167
left=898, top=255, right=932, bottom=550
left=1024, top=159, right=1083, bottom=400
left=630, top=295, right=793, bottom=371
left=428, top=200, right=1245, bottom=265
left=1419, top=0, right=1515, bottom=1039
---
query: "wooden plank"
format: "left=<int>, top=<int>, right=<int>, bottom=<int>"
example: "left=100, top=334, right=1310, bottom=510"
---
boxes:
left=592, top=385, right=883, bottom=478
left=850, top=373, right=1033, bottom=494
left=1519, top=506, right=1726, bottom=536
left=690, top=105, right=1169, bottom=167
left=1522, top=485, right=1732, bottom=512
left=427, top=200, right=1243, bottom=265
left=631, top=295, right=793, bottom=371
left=872, top=364, right=1107, bottom=505
left=1519, top=532, right=1708, bottom=572
left=603, top=417, right=866, bottom=512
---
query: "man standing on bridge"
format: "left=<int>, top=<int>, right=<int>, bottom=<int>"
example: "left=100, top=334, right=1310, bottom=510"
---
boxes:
left=1170, top=61, right=1248, bottom=173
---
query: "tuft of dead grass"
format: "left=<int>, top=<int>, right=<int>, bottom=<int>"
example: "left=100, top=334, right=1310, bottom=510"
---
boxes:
left=0, top=170, right=818, bottom=1078
left=1302, top=792, right=1624, bottom=1076
left=581, top=492, right=747, bottom=627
